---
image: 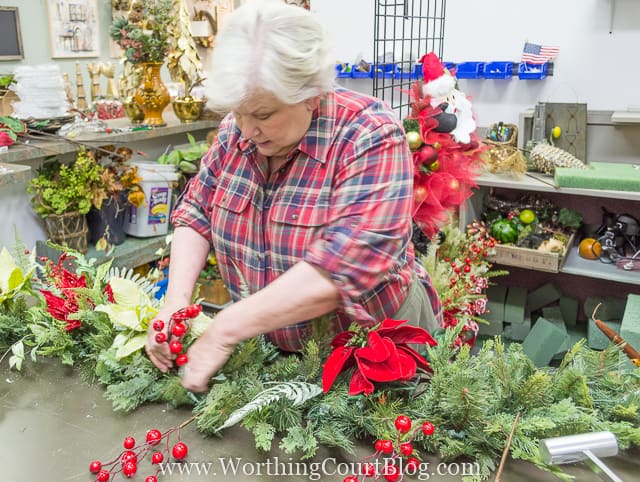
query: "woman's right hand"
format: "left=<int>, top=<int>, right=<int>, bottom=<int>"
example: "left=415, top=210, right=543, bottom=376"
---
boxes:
left=145, top=301, right=189, bottom=372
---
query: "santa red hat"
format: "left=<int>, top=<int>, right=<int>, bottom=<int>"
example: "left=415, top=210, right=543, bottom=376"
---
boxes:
left=419, top=52, right=455, bottom=99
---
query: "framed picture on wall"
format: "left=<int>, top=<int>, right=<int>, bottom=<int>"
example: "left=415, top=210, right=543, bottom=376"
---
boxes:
left=46, top=0, right=100, bottom=58
left=0, top=7, right=24, bottom=61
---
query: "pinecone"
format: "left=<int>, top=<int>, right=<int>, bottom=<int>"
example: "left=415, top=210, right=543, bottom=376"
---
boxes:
left=530, top=143, right=587, bottom=175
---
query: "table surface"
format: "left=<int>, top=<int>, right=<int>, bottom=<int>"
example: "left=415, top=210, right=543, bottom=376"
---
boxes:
left=1, top=359, right=639, bottom=482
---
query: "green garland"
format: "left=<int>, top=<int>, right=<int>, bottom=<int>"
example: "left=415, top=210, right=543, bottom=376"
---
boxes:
left=1, top=235, right=639, bottom=481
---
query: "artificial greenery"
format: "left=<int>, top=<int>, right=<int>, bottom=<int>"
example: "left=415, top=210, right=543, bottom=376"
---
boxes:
left=156, top=133, right=208, bottom=176
left=27, top=149, right=105, bottom=217
left=109, top=0, right=174, bottom=64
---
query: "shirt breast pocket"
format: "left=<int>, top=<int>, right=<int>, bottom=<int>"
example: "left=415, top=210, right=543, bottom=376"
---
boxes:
left=210, top=186, right=252, bottom=261
left=270, top=194, right=329, bottom=261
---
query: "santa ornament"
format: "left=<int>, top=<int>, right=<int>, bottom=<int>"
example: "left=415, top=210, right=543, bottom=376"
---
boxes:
left=419, top=52, right=476, bottom=144
left=405, top=51, right=486, bottom=239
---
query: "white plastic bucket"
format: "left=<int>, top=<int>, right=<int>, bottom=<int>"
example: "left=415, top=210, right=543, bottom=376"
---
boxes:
left=123, top=162, right=179, bottom=237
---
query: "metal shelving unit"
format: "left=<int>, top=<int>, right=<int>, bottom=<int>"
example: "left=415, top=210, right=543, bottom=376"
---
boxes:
left=372, top=0, right=446, bottom=118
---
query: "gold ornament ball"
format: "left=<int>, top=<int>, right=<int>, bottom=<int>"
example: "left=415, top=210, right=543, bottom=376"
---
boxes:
left=406, top=131, right=423, bottom=151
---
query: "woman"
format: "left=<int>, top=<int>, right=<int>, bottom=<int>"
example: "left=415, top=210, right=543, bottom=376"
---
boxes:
left=146, top=0, right=442, bottom=392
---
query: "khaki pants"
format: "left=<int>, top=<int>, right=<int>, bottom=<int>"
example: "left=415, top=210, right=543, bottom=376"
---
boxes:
left=391, top=276, right=439, bottom=333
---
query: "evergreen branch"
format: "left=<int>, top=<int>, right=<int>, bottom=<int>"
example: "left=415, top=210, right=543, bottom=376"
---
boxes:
left=217, top=382, right=322, bottom=431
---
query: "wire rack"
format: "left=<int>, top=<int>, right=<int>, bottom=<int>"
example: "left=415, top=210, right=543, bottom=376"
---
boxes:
left=373, top=0, right=447, bottom=118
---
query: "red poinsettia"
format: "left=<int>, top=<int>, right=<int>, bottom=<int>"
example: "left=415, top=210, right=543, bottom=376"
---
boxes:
left=322, top=319, right=437, bottom=396
left=39, top=255, right=89, bottom=332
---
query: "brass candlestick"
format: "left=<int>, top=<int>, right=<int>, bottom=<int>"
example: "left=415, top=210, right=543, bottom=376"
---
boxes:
left=87, top=62, right=102, bottom=101
left=75, top=62, right=87, bottom=109
left=101, top=62, right=118, bottom=99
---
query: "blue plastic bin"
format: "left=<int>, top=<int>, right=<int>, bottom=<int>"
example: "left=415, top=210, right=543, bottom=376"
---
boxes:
left=518, top=62, right=548, bottom=79
left=455, top=62, right=485, bottom=79
left=395, top=64, right=416, bottom=80
left=483, top=61, right=514, bottom=79
left=442, top=62, right=455, bottom=73
left=335, top=63, right=352, bottom=78
left=351, top=64, right=372, bottom=78
left=412, top=63, right=423, bottom=79
left=371, top=63, right=399, bottom=79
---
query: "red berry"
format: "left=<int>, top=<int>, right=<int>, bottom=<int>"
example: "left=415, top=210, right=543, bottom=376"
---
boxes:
left=24, top=249, right=30, bottom=255
left=362, top=463, right=376, bottom=476
left=123, top=436, right=135, bottom=449
left=383, top=464, right=400, bottom=482
left=121, top=451, right=137, bottom=465
left=176, top=353, right=189, bottom=366
left=97, top=470, right=110, bottom=482
left=172, top=312, right=189, bottom=322
left=122, top=461, right=137, bottom=477
left=450, top=262, right=456, bottom=268
left=463, top=265, right=471, bottom=273
left=422, top=421, right=435, bottom=435
left=465, top=257, right=471, bottom=264
left=380, top=439, right=393, bottom=454
left=172, top=323, right=186, bottom=337
left=152, top=320, right=164, bottom=332
left=155, top=332, right=166, bottom=343
left=169, top=340, right=183, bottom=354
left=374, top=439, right=384, bottom=452
left=146, top=429, right=162, bottom=446
left=184, top=304, right=202, bottom=318
left=400, top=442, right=413, bottom=456
left=145, top=477, right=158, bottom=482
left=454, top=267, right=461, bottom=274
left=394, top=415, right=412, bottom=433
left=343, top=477, right=358, bottom=482
left=151, top=451, right=164, bottom=464
left=89, top=460, right=102, bottom=473
left=172, top=441, right=188, bottom=460
left=406, top=457, right=420, bottom=471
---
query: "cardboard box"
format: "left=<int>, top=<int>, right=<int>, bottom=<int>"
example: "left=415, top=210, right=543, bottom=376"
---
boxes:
left=487, top=232, right=575, bottom=273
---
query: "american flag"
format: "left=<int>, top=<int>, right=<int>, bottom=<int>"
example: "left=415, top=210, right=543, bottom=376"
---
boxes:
left=521, top=42, right=559, bottom=64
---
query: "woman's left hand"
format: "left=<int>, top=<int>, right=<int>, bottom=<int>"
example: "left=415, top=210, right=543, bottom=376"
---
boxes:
left=180, top=319, right=236, bottom=393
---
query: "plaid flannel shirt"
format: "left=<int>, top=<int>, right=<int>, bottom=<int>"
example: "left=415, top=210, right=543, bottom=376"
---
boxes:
left=171, top=87, right=442, bottom=351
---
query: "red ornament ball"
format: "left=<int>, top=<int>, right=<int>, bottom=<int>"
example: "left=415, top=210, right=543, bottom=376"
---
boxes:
left=151, top=451, right=164, bottom=464
left=89, top=460, right=102, bottom=473
left=343, top=477, right=358, bottom=482
left=176, top=353, right=189, bottom=366
left=172, top=441, right=188, bottom=460
left=123, top=436, right=136, bottom=449
left=145, top=429, right=162, bottom=446
left=155, top=332, right=166, bottom=343
left=172, top=323, right=186, bottom=337
left=122, top=461, right=137, bottom=477
left=169, top=340, right=183, bottom=354
left=185, top=304, right=202, bottom=318
left=422, top=421, right=435, bottom=435
left=399, top=442, right=413, bottom=456
left=152, top=320, right=164, bottom=332
left=394, top=415, right=412, bottom=433
left=96, top=470, right=110, bottom=482
left=145, top=477, right=158, bottom=482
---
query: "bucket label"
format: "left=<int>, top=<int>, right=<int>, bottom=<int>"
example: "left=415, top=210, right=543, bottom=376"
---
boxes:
left=148, top=187, right=169, bottom=225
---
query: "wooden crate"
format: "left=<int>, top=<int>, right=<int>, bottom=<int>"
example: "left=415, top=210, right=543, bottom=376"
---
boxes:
left=487, top=233, right=575, bottom=273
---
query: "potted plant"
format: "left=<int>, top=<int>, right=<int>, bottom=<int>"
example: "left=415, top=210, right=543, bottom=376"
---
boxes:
left=196, top=253, right=232, bottom=306
left=109, top=0, right=175, bottom=126
left=167, top=0, right=206, bottom=123
left=27, top=149, right=105, bottom=253
left=86, top=146, right=144, bottom=248
left=156, top=133, right=209, bottom=191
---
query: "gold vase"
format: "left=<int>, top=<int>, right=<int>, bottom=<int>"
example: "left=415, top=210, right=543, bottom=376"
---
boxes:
left=172, top=96, right=206, bottom=123
left=134, top=62, right=170, bottom=127
left=121, top=96, right=145, bottom=124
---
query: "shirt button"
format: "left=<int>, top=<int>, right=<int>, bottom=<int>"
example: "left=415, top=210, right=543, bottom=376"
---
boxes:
left=291, top=214, right=298, bottom=220
left=257, top=253, right=263, bottom=261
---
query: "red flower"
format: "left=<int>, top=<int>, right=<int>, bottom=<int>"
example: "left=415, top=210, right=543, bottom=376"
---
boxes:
left=322, top=319, right=437, bottom=396
left=104, top=284, right=115, bottom=303
left=0, top=131, right=14, bottom=148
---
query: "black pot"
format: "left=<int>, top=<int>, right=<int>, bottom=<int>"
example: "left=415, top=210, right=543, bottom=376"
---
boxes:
left=87, top=193, right=128, bottom=245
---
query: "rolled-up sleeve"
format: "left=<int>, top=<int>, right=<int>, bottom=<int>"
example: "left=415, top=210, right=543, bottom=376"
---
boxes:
left=304, top=121, right=413, bottom=320
left=170, top=118, right=231, bottom=243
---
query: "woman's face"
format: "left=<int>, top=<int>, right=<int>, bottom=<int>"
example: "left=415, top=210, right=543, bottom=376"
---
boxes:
left=233, top=91, right=319, bottom=158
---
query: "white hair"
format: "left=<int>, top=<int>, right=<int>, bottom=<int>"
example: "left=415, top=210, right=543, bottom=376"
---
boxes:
left=204, top=0, right=335, bottom=112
